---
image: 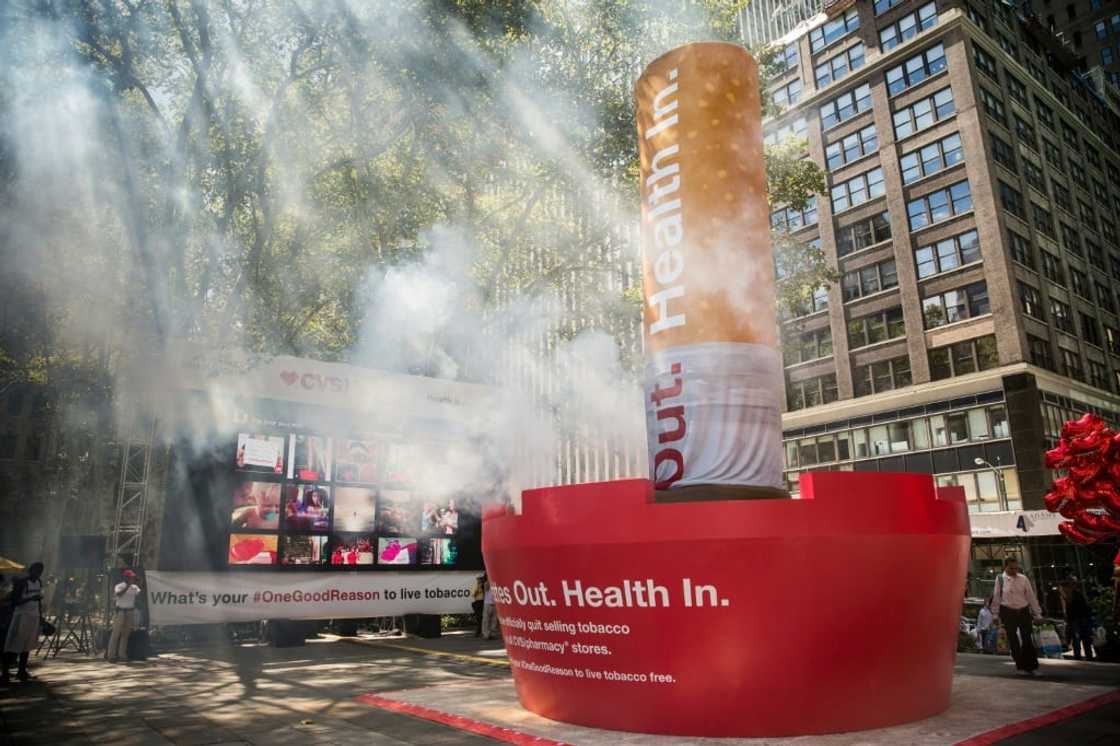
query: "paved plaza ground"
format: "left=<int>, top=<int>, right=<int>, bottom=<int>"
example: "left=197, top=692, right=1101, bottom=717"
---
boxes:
left=1, top=631, right=1118, bottom=745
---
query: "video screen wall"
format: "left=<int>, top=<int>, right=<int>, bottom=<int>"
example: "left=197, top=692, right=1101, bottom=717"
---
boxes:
left=160, top=396, right=484, bottom=573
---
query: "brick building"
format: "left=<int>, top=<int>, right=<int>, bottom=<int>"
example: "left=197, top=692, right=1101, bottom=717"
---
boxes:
left=765, top=0, right=1120, bottom=596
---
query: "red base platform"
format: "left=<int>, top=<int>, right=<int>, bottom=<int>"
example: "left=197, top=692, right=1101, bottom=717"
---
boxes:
left=482, top=471, right=971, bottom=737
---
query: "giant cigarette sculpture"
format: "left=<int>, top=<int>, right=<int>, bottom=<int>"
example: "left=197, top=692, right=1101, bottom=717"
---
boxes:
left=481, top=41, right=970, bottom=738
left=636, top=43, right=783, bottom=492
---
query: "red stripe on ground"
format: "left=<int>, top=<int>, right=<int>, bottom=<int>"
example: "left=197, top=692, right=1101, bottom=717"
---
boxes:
left=955, top=689, right=1120, bottom=746
left=355, top=692, right=572, bottom=745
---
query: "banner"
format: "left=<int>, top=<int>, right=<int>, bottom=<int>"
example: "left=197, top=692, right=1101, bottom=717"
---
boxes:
left=969, top=509, right=1064, bottom=538
left=146, top=571, right=477, bottom=625
left=636, top=43, right=783, bottom=491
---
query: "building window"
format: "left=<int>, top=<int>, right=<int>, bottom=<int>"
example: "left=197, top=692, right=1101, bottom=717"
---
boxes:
left=1014, top=115, right=1038, bottom=151
left=1079, top=200, right=1097, bottom=230
left=998, top=180, right=1024, bottom=219
left=928, top=335, right=999, bottom=380
left=825, top=125, right=879, bottom=170
left=820, top=83, right=873, bottom=129
left=1096, top=20, right=1109, bottom=40
left=1036, top=98, right=1055, bottom=129
left=780, top=42, right=799, bottom=71
left=1028, top=334, right=1055, bottom=370
left=765, top=117, right=811, bottom=146
left=785, top=327, right=833, bottom=366
left=787, top=373, right=839, bottom=410
left=1071, top=268, right=1093, bottom=300
left=908, top=181, right=972, bottom=231
left=1104, top=47, right=1115, bottom=66
left=1040, top=251, right=1065, bottom=285
left=1086, top=146, right=1103, bottom=170
left=1097, top=182, right=1113, bottom=209
left=879, top=3, right=938, bottom=51
left=770, top=197, right=818, bottom=231
left=915, top=229, right=981, bottom=278
left=893, top=87, right=955, bottom=140
left=1062, top=121, right=1081, bottom=152
left=899, top=132, right=964, bottom=184
left=1052, top=298, right=1074, bottom=333
left=973, top=45, right=999, bottom=81
left=1083, top=313, right=1104, bottom=347
left=1106, top=325, right=1120, bottom=354
left=1019, top=282, right=1045, bottom=319
left=1089, top=360, right=1111, bottom=391
left=1089, top=242, right=1108, bottom=271
left=810, top=7, right=860, bottom=53
left=1043, top=139, right=1064, bottom=172
left=836, top=211, right=892, bottom=256
left=852, top=355, right=912, bottom=397
left=847, top=307, right=906, bottom=349
left=874, top=0, right=906, bottom=16
left=1062, top=224, right=1081, bottom=255
left=886, top=43, right=947, bottom=96
left=1031, top=203, right=1055, bottom=238
left=831, top=167, right=886, bottom=212
left=815, top=43, right=865, bottom=88
left=922, top=282, right=990, bottom=328
left=1061, top=348, right=1085, bottom=381
left=1006, top=74, right=1028, bottom=105
left=978, top=87, right=1007, bottom=125
left=1054, top=185, right=1074, bottom=215
left=990, top=131, right=1016, bottom=171
left=1008, top=229, right=1034, bottom=269
left=841, top=259, right=899, bottom=301
left=1072, top=165, right=1089, bottom=189
left=1100, top=284, right=1117, bottom=315
left=773, top=78, right=803, bottom=108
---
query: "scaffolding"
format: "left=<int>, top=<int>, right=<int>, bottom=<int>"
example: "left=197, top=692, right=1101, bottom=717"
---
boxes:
left=108, top=409, right=156, bottom=568
left=738, top=0, right=823, bottom=49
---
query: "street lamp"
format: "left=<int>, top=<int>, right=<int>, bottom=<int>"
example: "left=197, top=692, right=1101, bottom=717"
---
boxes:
left=974, top=457, right=1008, bottom=511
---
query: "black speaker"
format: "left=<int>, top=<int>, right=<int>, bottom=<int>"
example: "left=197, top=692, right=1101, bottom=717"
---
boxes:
left=58, top=535, right=106, bottom=569
left=403, top=613, right=442, bottom=638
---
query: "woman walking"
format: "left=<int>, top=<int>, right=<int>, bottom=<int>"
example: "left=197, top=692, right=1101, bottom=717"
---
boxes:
left=1, top=561, right=44, bottom=685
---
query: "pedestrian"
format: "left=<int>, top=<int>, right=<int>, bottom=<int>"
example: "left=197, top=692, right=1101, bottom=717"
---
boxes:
left=976, top=597, right=996, bottom=654
left=107, top=570, right=142, bottom=663
left=1, top=561, right=44, bottom=685
left=1060, top=577, right=1095, bottom=661
left=471, top=574, right=486, bottom=637
left=481, top=578, right=499, bottom=640
left=991, top=557, right=1043, bottom=675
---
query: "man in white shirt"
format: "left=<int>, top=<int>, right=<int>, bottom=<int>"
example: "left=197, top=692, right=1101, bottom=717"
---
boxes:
left=107, top=570, right=142, bottom=663
left=991, top=557, right=1043, bottom=674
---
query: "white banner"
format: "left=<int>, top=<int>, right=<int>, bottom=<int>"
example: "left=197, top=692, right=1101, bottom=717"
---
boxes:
left=146, top=571, right=477, bottom=625
left=969, top=510, right=1064, bottom=539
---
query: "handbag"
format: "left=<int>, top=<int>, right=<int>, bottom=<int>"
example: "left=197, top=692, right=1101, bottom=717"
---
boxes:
left=40, top=619, right=57, bottom=637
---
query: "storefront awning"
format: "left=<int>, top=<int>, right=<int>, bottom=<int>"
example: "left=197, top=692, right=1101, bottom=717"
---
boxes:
left=970, top=510, right=1063, bottom=539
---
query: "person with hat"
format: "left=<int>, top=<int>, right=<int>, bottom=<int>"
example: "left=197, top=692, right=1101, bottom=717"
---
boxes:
left=107, top=570, right=142, bottom=663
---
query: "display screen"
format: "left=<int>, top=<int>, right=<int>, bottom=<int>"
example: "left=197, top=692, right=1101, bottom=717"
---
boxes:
left=229, top=533, right=278, bottom=565
left=236, top=433, right=286, bottom=475
left=377, top=537, right=418, bottom=565
left=283, top=484, right=331, bottom=532
left=331, top=534, right=375, bottom=565
left=159, top=395, right=485, bottom=573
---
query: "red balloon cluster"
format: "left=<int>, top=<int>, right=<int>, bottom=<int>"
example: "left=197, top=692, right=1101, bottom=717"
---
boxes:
left=1044, top=413, right=1120, bottom=559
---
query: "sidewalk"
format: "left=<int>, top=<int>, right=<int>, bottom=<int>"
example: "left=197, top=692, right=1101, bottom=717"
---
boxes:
left=1, top=633, right=1118, bottom=745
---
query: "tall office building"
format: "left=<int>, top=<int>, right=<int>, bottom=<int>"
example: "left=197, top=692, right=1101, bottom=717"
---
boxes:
left=764, top=0, right=1120, bottom=594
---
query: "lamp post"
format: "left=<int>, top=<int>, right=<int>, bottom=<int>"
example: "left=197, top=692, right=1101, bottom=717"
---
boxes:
left=974, top=457, right=1007, bottom=511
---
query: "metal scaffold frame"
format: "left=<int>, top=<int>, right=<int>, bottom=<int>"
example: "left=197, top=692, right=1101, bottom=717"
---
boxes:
left=108, top=409, right=156, bottom=567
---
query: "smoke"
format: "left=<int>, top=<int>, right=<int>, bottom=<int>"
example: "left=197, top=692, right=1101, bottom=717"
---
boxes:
left=0, top=1, right=741, bottom=562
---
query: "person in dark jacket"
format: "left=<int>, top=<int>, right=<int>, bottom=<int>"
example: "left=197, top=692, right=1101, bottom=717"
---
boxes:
left=1060, top=577, right=1094, bottom=661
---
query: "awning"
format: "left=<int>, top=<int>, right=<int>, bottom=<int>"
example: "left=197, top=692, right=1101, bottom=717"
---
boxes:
left=970, top=510, right=1064, bottom=539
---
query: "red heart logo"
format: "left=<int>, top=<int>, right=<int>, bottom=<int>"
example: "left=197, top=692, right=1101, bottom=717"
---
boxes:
left=280, top=371, right=298, bottom=386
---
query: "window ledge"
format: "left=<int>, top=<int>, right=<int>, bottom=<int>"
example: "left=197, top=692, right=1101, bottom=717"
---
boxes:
left=901, top=159, right=967, bottom=191
left=923, top=312, right=993, bottom=334
left=910, top=208, right=975, bottom=236
left=848, top=336, right=906, bottom=354
left=837, top=237, right=893, bottom=263
left=894, top=111, right=958, bottom=147
left=832, top=193, right=888, bottom=219
left=917, top=259, right=984, bottom=283
left=784, top=354, right=835, bottom=370
left=843, top=285, right=900, bottom=306
left=887, top=67, right=948, bottom=100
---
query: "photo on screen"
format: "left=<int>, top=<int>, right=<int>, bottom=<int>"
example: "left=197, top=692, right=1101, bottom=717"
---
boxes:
left=235, top=433, right=285, bottom=475
left=420, top=498, right=460, bottom=536
left=335, top=439, right=379, bottom=484
left=288, top=434, right=333, bottom=481
left=377, top=490, right=420, bottom=535
left=333, top=486, right=377, bottom=532
left=230, top=481, right=281, bottom=530
left=228, top=533, right=278, bottom=565
left=330, top=534, right=374, bottom=566
left=419, top=538, right=457, bottom=566
left=281, top=534, right=329, bottom=565
left=283, top=484, right=331, bottom=532
left=377, top=537, right=418, bottom=565
left=381, top=442, right=419, bottom=485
